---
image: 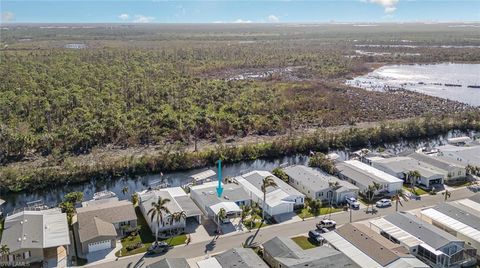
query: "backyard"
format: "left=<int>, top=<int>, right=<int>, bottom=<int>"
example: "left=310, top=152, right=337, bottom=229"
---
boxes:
left=116, top=207, right=187, bottom=257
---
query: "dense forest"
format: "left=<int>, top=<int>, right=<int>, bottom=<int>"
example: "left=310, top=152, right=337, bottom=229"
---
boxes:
left=1, top=23, right=479, bottom=191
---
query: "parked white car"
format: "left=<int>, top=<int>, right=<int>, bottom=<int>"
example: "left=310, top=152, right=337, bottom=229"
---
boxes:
left=376, top=199, right=392, bottom=208
left=346, top=197, right=360, bottom=209
left=316, top=219, right=337, bottom=229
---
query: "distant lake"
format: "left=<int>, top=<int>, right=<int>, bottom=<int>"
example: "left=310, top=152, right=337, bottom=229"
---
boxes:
left=347, top=63, right=480, bottom=106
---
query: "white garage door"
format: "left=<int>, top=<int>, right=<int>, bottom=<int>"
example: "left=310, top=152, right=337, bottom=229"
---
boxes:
left=88, top=240, right=111, bottom=252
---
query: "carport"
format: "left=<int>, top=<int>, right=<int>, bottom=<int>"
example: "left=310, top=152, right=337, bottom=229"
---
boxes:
left=175, top=195, right=202, bottom=223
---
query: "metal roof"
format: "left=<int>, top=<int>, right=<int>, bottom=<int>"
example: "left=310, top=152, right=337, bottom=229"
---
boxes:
left=372, top=157, right=446, bottom=178
left=236, top=171, right=303, bottom=208
left=282, top=165, right=358, bottom=193
left=197, top=257, right=222, bottom=268
left=421, top=208, right=480, bottom=245
left=191, top=182, right=250, bottom=208
left=431, top=203, right=480, bottom=230
left=215, top=248, right=269, bottom=267
left=1, top=208, right=70, bottom=252
left=369, top=218, right=423, bottom=248
left=190, top=170, right=216, bottom=182
left=210, top=202, right=241, bottom=215
left=336, top=160, right=403, bottom=188
left=383, top=213, right=462, bottom=250
left=409, top=152, right=465, bottom=170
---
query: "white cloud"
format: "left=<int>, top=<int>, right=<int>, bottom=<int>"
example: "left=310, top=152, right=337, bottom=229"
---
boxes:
left=365, top=0, right=399, bottom=13
left=118, top=14, right=129, bottom=21
left=1, top=11, right=15, bottom=23
left=133, top=15, right=155, bottom=23
left=267, top=14, right=280, bottom=23
left=233, top=19, right=252, bottom=24
left=384, top=6, right=397, bottom=13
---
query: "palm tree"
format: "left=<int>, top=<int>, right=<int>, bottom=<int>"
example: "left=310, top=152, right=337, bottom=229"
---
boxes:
left=364, top=182, right=381, bottom=213
left=391, top=190, right=408, bottom=212
left=328, top=181, right=340, bottom=218
left=0, top=245, right=9, bottom=257
left=169, top=211, right=187, bottom=235
left=122, top=186, right=129, bottom=196
left=407, top=170, right=421, bottom=195
left=442, top=189, right=452, bottom=202
left=147, top=197, right=171, bottom=243
left=217, top=208, right=227, bottom=234
left=131, top=193, right=139, bottom=206
left=240, top=205, right=251, bottom=224
left=261, top=176, right=278, bottom=223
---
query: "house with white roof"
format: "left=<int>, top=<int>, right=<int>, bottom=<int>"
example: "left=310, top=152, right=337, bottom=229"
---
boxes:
left=138, top=187, right=202, bottom=237
left=0, top=208, right=70, bottom=268
left=235, top=171, right=304, bottom=218
left=282, top=165, right=359, bottom=204
left=190, top=181, right=250, bottom=225
left=336, top=160, right=403, bottom=194
left=369, top=212, right=477, bottom=268
left=419, top=194, right=480, bottom=259
left=368, top=156, right=445, bottom=188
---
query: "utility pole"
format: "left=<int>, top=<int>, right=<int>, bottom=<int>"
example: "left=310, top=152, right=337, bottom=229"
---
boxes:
left=349, top=204, right=353, bottom=223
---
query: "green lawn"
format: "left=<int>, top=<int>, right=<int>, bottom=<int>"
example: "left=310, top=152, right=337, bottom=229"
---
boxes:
left=296, top=207, right=343, bottom=219
left=403, top=186, right=428, bottom=195
left=115, top=206, right=186, bottom=257
left=291, top=236, right=318, bottom=250
left=243, top=219, right=268, bottom=230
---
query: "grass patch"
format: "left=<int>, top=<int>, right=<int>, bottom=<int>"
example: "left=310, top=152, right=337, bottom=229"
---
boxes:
left=291, top=236, right=318, bottom=250
left=296, top=207, right=343, bottom=219
left=115, top=206, right=186, bottom=257
left=404, top=186, right=428, bottom=195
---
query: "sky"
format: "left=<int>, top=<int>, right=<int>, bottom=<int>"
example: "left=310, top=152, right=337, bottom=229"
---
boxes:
left=1, top=0, right=479, bottom=24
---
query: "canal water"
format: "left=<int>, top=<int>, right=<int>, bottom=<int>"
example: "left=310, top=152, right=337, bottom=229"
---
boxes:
left=0, top=130, right=474, bottom=214
left=347, top=63, right=480, bottom=107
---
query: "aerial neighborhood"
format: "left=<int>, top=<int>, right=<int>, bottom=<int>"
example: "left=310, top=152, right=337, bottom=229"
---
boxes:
left=1, top=138, right=480, bottom=268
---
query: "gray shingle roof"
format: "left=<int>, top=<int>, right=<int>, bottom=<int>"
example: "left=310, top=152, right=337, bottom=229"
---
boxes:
left=384, top=212, right=463, bottom=250
left=147, top=258, right=189, bottom=268
left=263, top=236, right=359, bottom=268
left=215, top=248, right=269, bottom=268
left=283, top=165, right=358, bottom=193
left=77, top=200, right=136, bottom=243
left=433, top=203, right=480, bottom=230
left=372, top=157, right=446, bottom=178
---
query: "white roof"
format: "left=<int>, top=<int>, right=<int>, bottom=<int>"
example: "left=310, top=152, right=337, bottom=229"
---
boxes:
left=197, top=257, right=222, bottom=268
left=344, top=160, right=403, bottom=184
left=210, top=202, right=241, bottom=214
left=165, top=186, right=188, bottom=197
left=447, top=137, right=472, bottom=143
left=456, top=199, right=480, bottom=213
left=191, top=170, right=216, bottom=182
left=387, top=258, right=430, bottom=268
left=190, top=181, right=219, bottom=190
left=421, top=208, right=480, bottom=243
left=322, top=231, right=382, bottom=268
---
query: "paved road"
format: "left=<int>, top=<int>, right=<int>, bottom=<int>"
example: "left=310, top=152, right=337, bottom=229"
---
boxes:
left=91, top=187, right=476, bottom=268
